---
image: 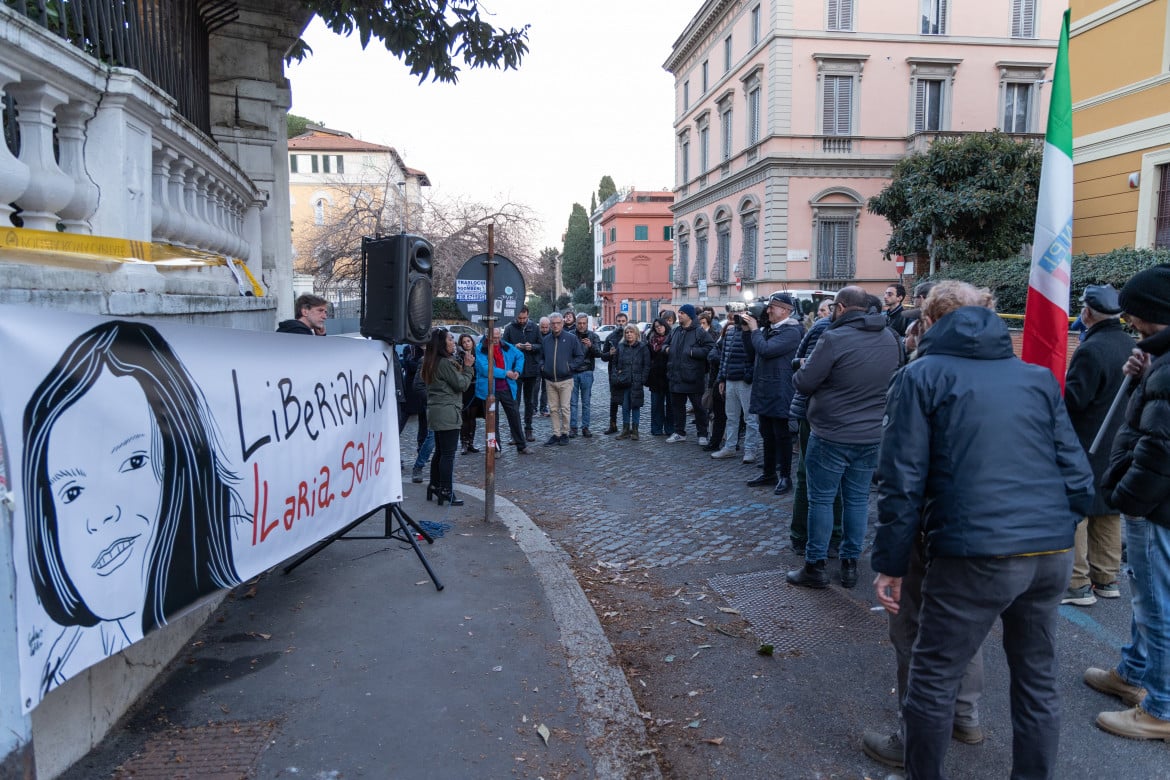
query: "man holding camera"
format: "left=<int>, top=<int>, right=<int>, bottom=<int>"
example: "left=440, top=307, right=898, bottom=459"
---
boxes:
left=741, top=293, right=803, bottom=494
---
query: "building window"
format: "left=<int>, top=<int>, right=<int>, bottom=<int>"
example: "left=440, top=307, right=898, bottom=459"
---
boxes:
left=610, top=227, right=617, bottom=242
left=712, top=216, right=731, bottom=282
left=692, top=225, right=708, bottom=282
left=816, top=219, right=854, bottom=279
left=664, top=225, right=674, bottom=241
left=822, top=75, right=854, bottom=135
left=827, top=0, right=853, bottom=31
left=724, top=35, right=733, bottom=72
left=676, top=233, right=690, bottom=286
left=740, top=211, right=758, bottom=280
left=313, top=199, right=326, bottom=226
left=699, top=122, right=710, bottom=172
left=721, top=104, right=733, bottom=161
left=681, top=136, right=691, bottom=182
left=751, top=5, right=761, bottom=46
left=683, top=80, right=690, bottom=111
left=921, top=0, right=947, bottom=35
left=635, top=225, right=649, bottom=240
left=702, top=61, right=709, bottom=92
left=289, top=155, right=299, bottom=173
left=747, top=86, right=761, bottom=145
left=1011, top=0, right=1036, bottom=38
left=310, top=155, right=319, bottom=173
left=915, top=79, right=944, bottom=131
left=1002, top=82, right=1033, bottom=132
left=1157, top=164, right=1170, bottom=249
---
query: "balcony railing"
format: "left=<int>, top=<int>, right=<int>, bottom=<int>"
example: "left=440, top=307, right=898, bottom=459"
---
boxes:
left=1, top=5, right=261, bottom=271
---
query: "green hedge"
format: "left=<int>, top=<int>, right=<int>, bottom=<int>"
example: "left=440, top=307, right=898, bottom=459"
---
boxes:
left=923, top=248, right=1170, bottom=314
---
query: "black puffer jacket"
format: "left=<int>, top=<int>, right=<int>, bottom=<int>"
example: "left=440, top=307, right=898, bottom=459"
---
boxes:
left=872, top=307, right=1094, bottom=577
left=1064, top=319, right=1136, bottom=516
left=611, top=340, right=650, bottom=408
left=1103, top=326, right=1170, bottom=528
left=748, top=318, right=803, bottom=417
left=666, top=323, right=714, bottom=394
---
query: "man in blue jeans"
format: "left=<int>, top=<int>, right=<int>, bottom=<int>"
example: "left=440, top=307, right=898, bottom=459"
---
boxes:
left=1088, top=264, right=1170, bottom=741
left=789, top=286, right=902, bottom=589
left=569, top=313, right=600, bottom=437
left=871, top=281, right=1093, bottom=779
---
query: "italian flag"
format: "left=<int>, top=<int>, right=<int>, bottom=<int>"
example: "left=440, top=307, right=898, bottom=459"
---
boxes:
left=1022, top=9, right=1073, bottom=390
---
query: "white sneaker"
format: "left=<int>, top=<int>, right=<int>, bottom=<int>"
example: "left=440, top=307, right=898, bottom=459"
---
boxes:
left=711, top=447, right=736, bottom=459
left=665, top=433, right=686, bottom=443
left=697, top=436, right=710, bottom=446
left=742, top=453, right=757, bottom=464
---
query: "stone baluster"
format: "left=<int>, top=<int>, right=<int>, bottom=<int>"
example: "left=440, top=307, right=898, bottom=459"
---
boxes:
left=0, top=66, right=30, bottom=228
left=229, top=194, right=248, bottom=258
left=150, top=144, right=178, bottom=244
left=56, top=100, right=99, bottom=234
left=169, top=156, right=196, bottom=246
left=187, top=164, right=214, bottom=251
left=210, top=181, right=231, bottom=254
left=7, top=81, right=73, bottom=232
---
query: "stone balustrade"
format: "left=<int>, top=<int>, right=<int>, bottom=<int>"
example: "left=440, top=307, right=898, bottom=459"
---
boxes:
left=0, top=6, right=264, bottom=288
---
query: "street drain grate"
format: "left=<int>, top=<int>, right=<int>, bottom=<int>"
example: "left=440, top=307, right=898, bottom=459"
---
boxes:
left=708, top=568, right=886, bottom=653
left=113, top=720, right=278, bottom=779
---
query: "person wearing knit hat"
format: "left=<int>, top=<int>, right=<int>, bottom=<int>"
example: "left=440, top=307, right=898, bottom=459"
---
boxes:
left=1088, top=263, right=1170, bottom=741
left=678, top=303, right=698, bottom=320
left=664, top=303, right=714, bottom=444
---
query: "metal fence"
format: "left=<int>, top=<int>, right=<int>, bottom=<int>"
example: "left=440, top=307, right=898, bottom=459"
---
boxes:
left=4, top=0, right=236, bottom=133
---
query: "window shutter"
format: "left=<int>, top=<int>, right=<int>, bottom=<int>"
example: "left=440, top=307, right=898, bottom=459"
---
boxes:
left=840, top=0, right=853, bottom=30
left=938, top=0, right=948, bottom=34
left=822, top=78, right=836, bottom=134
left=836, top=77, right=852, bottom=135
left=914, top=81, right=927, bottom=132
left=1156, top=165, right=1170, bottom=249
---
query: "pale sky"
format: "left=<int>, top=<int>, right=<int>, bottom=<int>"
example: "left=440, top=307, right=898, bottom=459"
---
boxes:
left=285, top=1, right=701, bottom=252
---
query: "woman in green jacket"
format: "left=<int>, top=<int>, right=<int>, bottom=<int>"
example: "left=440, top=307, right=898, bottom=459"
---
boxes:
left=422, top=328, right=475, bottom=506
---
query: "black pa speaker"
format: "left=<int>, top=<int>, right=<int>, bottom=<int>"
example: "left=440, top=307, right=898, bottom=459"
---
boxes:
left=360, top=234, right=433, bottom=344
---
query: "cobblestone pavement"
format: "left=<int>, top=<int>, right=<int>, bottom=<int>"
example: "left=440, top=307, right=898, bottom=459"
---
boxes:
left=405, top=374, right=1169, bottom=780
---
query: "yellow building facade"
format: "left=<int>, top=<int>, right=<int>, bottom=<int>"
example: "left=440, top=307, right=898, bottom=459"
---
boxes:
left=1071, top=0, right=1170, bottom=253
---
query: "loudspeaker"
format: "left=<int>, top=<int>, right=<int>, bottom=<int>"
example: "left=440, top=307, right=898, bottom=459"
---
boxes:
left=360, top=234, right=433, bottom=344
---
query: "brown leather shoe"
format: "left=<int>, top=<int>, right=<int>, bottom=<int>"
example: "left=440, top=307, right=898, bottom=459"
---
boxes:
left=1084, top=667, right=1147, bottom=707
left=1097, top=706, right=1170, bottom=741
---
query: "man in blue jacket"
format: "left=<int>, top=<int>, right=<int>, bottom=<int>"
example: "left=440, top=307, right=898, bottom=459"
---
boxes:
left=871, top=281, right=1094, bottom=779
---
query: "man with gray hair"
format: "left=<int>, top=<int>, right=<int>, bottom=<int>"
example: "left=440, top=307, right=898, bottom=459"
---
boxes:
left=1061, top=284, right=1134, bottom=606
left=540, top=313, right=584, bottom=446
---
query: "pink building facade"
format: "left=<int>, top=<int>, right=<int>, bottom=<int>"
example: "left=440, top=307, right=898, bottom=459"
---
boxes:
left=596, top=190, right=676, bottom=324
left=665, top=0, right=1059, bottom=307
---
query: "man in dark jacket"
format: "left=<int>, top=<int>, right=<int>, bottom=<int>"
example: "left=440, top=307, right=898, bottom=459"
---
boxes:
left=742, top=292, right=803, bottom=494
left=540, top=313, right=585, bottom=446
left=790, top=286, right=902, bottom=589
left=601, top=312, right=631, bottom=434
left=872, top=282, right=1093, bottom=778
left=569, top=314, right=601, bottom=437
left=1089, top=264, right=1170, bottom=742
left=665, top=304, right=714, bottom=444
left=277, top=293, right=328, bottom=335
left=1061, top=284, right=1135, bottom=606
left=884, top=284, right=909, bottom=337
left=502, top=306, right=543, bottom=443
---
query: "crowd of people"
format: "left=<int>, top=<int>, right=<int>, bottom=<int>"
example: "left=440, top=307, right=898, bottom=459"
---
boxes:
left=388, top=265, right=1170, bottom=778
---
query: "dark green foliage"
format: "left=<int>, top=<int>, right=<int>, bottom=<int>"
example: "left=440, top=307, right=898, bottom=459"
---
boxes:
left=294, top=0, right=530, bottom=84
left=432, top=296, right=464, bottom=321
left=561, top=203, right=593, bottom=291
left=868, top=132, right=1042, bottom=266
left=555, top=293, right=572, bottom=310
left=597, top=175, right=617, bottom=204
left=287, top=113, right=320, bottom=138
left=571, top=284, right=593, bottom=307
left=924, top=247, right=1170, bottom=314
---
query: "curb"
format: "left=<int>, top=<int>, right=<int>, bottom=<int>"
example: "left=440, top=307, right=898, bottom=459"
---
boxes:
left=457, top=485, right=662, bottom=780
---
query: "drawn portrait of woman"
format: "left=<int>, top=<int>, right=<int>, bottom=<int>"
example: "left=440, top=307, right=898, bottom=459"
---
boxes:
left=22, top=320, right=248, bottom=696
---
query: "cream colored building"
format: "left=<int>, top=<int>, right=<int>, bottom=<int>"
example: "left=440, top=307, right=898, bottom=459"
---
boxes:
left=666, top=0, right=1059, bottom=307
left=1071, top=0, right=1170, bottom=254
left=288, top=126, right=429, bottom=294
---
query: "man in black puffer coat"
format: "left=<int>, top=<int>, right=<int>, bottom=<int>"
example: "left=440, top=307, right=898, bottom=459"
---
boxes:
left=665, top=304, right=714, bottom=444
left=1089, top=264, right=1170, bottom=742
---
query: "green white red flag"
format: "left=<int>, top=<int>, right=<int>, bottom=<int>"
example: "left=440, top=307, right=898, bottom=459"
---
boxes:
left=1022, top=9, right=1073, bottom=390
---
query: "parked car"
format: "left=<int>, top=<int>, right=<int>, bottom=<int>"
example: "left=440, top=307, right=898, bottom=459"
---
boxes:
left=594, top=324, right=619, bottom=345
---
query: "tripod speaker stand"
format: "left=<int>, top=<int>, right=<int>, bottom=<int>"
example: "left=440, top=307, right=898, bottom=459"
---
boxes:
left=282, top=502, right=444, bottom=591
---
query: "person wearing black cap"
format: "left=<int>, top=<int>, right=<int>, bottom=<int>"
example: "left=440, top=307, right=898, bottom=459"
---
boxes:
left=1089, top=264, right=1170, bottom=742
left=1061, top=284, right=1135, bottom=607
left=665, top=303, right=714, bottom=444
left=741, top=292, right=803, bottom=495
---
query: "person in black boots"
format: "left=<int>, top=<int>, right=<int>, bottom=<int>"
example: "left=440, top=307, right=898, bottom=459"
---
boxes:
left=703, top=321, right=727, bottom=452
left=502, top=306, right=543, bottom=444
left=741, top=293, right=803, bottom=496
left=601, top=312, right=630, bottom=434
left=422, top=328, right=475, bottom=507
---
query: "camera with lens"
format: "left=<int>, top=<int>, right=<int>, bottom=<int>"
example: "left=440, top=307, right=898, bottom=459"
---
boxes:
left=725, top=301, right=747, bottom=324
